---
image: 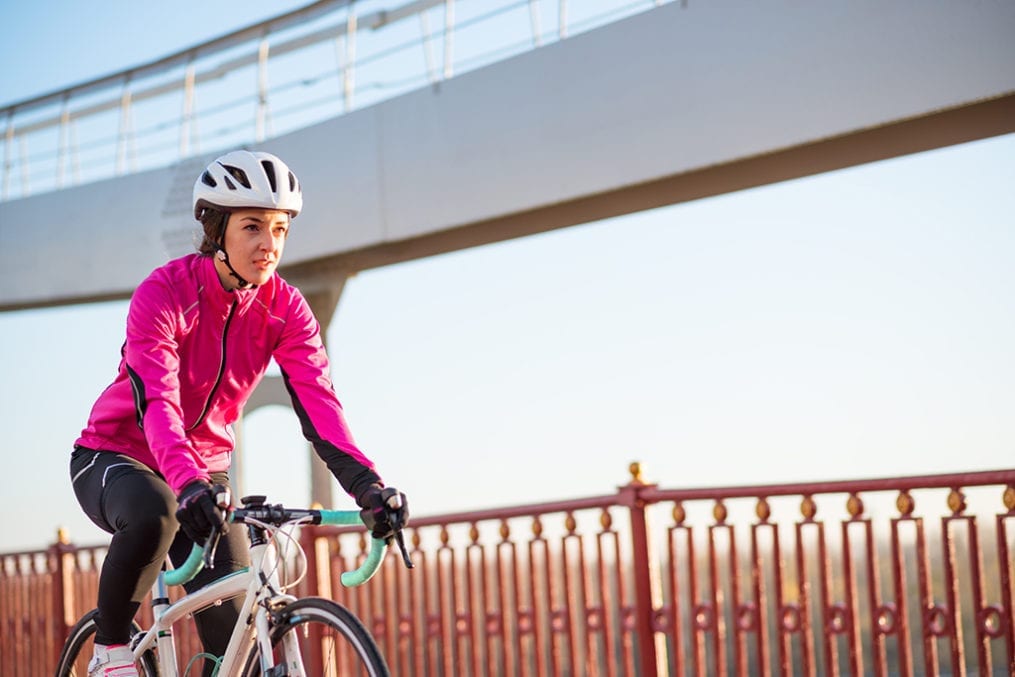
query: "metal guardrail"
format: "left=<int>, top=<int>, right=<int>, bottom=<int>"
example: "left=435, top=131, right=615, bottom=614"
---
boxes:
left=9, top=465, right=1009, bottom=675
left=328, top=467, right=1014, bottom=676
left=7, top=465, right=1010, bottom=674
left=0, top=0, right=668, bottom=203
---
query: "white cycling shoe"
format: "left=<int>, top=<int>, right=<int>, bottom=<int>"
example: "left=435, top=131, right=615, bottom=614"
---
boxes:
left=88, top=644, right=139, bottom=677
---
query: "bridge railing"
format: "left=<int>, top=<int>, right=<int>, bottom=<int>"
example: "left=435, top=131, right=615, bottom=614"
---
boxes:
left=305, top=465, right=1015, bottom=675
left=0, top=0, right=668, bottom=203
left=3, top=464, right=1012, bottom=675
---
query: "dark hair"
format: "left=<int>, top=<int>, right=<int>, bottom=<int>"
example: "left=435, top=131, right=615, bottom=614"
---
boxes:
left=197, top=208, right=229, bottom=256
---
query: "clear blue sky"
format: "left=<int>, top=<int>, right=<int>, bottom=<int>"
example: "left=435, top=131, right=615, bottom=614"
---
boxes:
left=0, top=1, right=1012, bottom=553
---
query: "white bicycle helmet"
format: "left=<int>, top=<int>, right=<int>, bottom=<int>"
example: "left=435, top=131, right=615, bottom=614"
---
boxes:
left=193, top=150, right=303, bottom=219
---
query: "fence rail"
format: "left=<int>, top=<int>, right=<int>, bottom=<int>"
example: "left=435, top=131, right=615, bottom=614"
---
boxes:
left=2, top=464, right=1013, bottom=675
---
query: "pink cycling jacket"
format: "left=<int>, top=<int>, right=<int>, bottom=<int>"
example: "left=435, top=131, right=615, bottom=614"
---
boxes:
left=76, top=254, right=379, bottom=497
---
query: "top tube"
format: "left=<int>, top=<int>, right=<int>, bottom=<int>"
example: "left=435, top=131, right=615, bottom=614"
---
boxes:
left=164, top=507, right=387, bottom=587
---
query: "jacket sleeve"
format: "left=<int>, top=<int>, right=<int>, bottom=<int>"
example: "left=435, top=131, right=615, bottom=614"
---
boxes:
left=124, top=277, right=211, bottom=494
left=272, top=291, right=382, bottom=504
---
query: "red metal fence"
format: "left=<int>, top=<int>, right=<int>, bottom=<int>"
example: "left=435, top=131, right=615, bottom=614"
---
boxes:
left=2, top=465, right=1013, bottom=676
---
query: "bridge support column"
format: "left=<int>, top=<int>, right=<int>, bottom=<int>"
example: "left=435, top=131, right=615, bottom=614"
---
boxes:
left=232, top=271, right=350, bottom=509
left=300, top=276, right=348, bottom=508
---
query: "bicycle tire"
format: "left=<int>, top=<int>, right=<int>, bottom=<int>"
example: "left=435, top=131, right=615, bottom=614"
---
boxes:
left=240, top=597, right=389, bottom=677
left=54, top=609, right=160, bottom=677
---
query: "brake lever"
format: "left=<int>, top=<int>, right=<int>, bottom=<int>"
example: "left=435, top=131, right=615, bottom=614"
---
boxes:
left=392, top=527, right=415, bottom=569
left=387, top=509, right=414, bottom=569
left=202, top=527, right=222, bottom=569
left=382, top=490, right=414, bottom=569
left=203, top=484, right=231, bottom=569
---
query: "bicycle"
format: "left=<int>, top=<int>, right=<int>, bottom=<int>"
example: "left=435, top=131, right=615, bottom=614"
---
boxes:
left=55, top=492, right=414, bottom=676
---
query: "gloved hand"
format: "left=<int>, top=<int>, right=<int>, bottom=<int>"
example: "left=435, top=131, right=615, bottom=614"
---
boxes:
left=175, top=480, right=230, bottom=543
left=358, top=484, right=409, bottom=541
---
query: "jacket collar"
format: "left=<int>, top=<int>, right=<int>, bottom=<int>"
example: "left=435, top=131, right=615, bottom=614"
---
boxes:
left=197, top=254, right=260, bottom=311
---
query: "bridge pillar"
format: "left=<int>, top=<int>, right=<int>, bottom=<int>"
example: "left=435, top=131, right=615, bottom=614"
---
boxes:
left=231, top=271, right=349, bottom=509
left=300, top=275, right=348, bottom=509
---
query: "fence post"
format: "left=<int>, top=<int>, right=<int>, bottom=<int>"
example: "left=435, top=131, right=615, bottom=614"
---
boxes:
left=298, top=526, right=328, bottom=674
left=617, top=462, right=666, bottom=676
left=48, top=528, right=75, bottom=669
left=301, top=526, right=322, bottom=599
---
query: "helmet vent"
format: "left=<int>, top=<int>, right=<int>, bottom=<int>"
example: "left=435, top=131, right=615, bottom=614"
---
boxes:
left=288, top=172, right=297, bottom=192
left=201, top=171, right=217, bottom=188
left=261, top=161, right=277, bottom=193
left=221, top=164, right=251, bottom=189
left=222, top=174, right=236, bottom=190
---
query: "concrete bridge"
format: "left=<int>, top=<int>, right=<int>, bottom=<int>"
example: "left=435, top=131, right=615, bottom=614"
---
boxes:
left=2, top=0, right=1013, bottom=503
left=3, top=0, right=1012, bottom=312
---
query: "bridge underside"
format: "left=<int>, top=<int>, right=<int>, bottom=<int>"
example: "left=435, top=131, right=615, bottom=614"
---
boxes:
left=282, top=94, right=1015, bottom=289
left=2, top=0, right=1013, bottom=310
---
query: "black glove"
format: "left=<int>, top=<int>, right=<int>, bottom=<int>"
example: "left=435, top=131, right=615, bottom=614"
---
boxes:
left=176, top=480, right=230, bottom=543
left=358, top=484, right=409, bottom=540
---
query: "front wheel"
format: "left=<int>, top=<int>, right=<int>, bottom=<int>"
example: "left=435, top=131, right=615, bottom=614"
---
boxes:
left=241, top=597, right=389, bottom=677
left=54, top=609, right=159, bottom=676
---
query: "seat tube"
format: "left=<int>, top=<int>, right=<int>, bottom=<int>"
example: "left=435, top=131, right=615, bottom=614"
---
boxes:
left=151, top=572, right=179, bottom=675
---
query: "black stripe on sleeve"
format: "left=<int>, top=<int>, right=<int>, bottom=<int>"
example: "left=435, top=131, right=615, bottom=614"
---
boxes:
left=279, top=368, right=381, bottom=503
left=126, top=364, right=147, bottom=430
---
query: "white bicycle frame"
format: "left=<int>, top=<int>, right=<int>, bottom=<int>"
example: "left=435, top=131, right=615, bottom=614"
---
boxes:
left=116, top=501, right=395, bottom=676
left=131, top=536, right=304, bottom=676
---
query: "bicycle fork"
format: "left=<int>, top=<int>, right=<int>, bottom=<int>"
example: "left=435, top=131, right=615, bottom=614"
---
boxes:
left=253, top=594, right=307, bottom=677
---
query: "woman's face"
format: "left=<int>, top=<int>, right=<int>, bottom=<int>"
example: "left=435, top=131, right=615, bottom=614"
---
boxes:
left=216, top=208, right=290, bottom=289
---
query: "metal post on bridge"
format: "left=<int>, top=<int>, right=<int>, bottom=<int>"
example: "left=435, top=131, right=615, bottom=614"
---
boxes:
left=443, top=0, right=455, bottom=80
left=57, top=96, right=70, bottom=189
left=343, top=5, right=357, bottom=112
left=116, top=76, right=135, bottom=176
left=255, top=35, right=271, bottom=143
left=618, top=461, right=668, bottom=676
left=48, top=528, right=75, bottom=671
left=180, top=58, right=197, bottom=157
left=2, top=111, right=12, bottom=200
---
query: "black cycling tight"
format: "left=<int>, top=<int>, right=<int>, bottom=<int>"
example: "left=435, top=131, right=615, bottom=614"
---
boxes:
left=70, top=447, right=249, bottom=676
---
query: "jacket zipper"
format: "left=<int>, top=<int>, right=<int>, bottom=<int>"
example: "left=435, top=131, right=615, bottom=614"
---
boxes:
left=187, top=298, right=237, bottom=431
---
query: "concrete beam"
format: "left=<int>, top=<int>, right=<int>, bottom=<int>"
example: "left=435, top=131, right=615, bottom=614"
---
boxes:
left=3, top=0, right=1013, bottom=310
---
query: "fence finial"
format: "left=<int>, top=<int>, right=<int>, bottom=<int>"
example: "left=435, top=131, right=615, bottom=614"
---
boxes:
left=57, top=527, right=70, bottom=545
left=947, top=488, right=967, bottom=515
left=628, top=461, right=644, bottom=484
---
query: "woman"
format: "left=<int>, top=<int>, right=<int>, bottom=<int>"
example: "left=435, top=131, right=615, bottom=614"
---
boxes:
left=70, top=150, right=408, bottom=677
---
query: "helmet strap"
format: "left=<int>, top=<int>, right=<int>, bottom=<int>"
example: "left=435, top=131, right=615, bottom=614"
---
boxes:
left=214, top=245, right=254, bottom=289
